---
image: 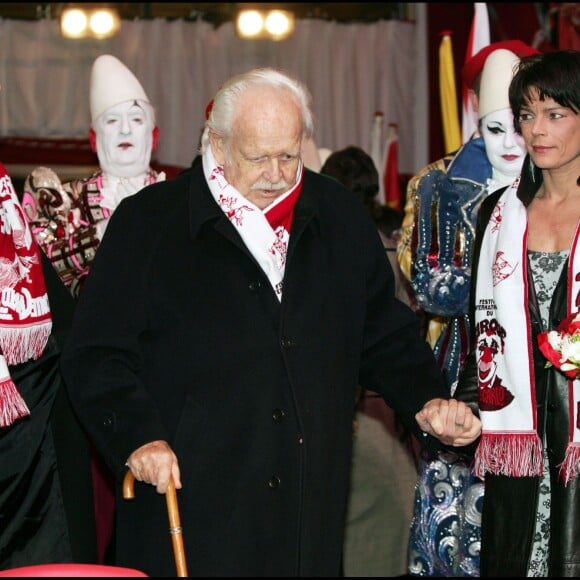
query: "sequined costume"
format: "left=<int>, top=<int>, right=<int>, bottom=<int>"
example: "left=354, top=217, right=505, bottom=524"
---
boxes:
left=22, top=167, right=165, bottom=299
left=398, top=137, right=492, bottom=576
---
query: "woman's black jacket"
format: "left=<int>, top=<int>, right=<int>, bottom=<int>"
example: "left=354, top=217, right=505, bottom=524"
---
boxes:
left=454, top=164, right=580, bottom=577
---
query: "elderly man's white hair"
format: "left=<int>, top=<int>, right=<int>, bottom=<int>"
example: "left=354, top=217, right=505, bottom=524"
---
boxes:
left=201, top=68, right=314, bottom=153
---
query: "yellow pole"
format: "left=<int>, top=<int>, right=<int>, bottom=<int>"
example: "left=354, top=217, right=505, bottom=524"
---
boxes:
left=439, top=31, right=462, bottom=154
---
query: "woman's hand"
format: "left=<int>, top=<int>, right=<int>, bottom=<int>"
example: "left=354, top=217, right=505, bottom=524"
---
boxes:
left=416, top=398, right=481, bottom=446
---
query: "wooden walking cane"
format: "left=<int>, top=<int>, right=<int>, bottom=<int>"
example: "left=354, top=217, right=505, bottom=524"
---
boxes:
left=123, top=470, right=188, bottom=577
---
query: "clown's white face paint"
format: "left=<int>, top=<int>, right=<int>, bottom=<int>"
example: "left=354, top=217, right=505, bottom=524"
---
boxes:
left=480, top=107, right=526, bottom=186
left=94, top=99, right=155, bottom=178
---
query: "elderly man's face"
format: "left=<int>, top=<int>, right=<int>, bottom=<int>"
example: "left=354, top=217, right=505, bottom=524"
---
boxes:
left=94, top=99, right=155, bottom=178
left=210, top=87, right=302, bottom=209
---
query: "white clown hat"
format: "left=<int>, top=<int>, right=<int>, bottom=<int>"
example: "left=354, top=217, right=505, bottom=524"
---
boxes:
left=478, top=49, right=520, bottom=120
left=90, top=54, right=149, bottom=122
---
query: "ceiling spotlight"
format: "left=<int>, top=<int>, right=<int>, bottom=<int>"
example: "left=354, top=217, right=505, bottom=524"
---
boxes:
left=60, top=5, right=121, bottom=39
left=89, top=9, right=120, bottom=38
left=60, top=8, right=88, bottom=38
left=264, top=10, right=294, bottom=39
left=236, top=8, right=295, bottom=40
left=237, top=10, right=264, bottom=38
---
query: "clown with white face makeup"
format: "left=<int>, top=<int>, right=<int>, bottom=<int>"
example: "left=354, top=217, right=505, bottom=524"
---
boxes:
left=19, top=53, right=167, bottom=566
left=22, top=55, right=165, bottom=299
left=479, top=108, right=525, bottom=184
left=93, top=100, right=155, bottom=178
left=477, top=49, right=527, bottom=190
left=398, top=41, right=538, bottom=578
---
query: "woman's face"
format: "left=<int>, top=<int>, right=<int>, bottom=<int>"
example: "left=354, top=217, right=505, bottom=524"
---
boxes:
left=517, top=88, right=580, bottom=171
left=480, top=107, right=526, bottom=179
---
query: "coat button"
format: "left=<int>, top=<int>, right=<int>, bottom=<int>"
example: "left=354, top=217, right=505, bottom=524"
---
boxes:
left=272, top=409, right=286, bottom=422
left=547, top=402, right=557, bottom=412
left=103, top=416, right=113, bottom=427
left=281, top=337, right=295, bottom=349
left=268, top=476, right=281, bottom=489
left=248, top=281, right=261, bottom=291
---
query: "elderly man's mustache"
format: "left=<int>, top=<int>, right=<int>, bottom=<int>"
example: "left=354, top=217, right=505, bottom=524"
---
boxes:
left=251, top=180, right=289, bottom=191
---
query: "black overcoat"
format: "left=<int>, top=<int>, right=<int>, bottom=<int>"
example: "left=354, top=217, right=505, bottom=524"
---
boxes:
left=61, top=166, right=447, bottom=577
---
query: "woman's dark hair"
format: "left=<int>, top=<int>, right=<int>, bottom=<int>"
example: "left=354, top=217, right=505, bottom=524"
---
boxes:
left=320, top=146, right=379, bottom=208
left=509, top=49, right=580, bottom=134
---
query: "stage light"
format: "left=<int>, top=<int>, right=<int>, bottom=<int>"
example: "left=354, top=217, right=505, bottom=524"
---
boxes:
left=237, top=10, right=264, bottom=38
left=264, top=10, right=293, bottom=38
left=236, top=8, right=294, bottom=40
left=60, top=5, right=121, bottom=39
left=89, top=9, right=119, bottom=38
left=60, top=8, right=87, bottom=38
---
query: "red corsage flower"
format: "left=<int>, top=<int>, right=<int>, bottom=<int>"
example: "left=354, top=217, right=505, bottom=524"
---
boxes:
left=538, top=312, right=580, bottom=380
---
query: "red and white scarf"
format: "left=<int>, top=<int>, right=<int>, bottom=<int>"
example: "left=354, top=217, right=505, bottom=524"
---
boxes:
left=474, top=177, right=580, bottom=484
left=202, top=144, right=303, bottom=301
left=0, top=163, right=52, bottom=427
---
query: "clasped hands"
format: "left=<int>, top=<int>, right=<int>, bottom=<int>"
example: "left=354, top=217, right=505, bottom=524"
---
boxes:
left=415, top=398, right=481, bottom=446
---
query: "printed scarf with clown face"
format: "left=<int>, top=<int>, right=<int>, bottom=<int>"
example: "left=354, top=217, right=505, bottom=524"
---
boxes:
left=474, top=176, right=580, bottom=484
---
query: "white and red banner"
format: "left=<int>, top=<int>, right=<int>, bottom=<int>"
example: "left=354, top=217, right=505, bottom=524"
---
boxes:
left=369, top=113, right=402, bottom=210
left=382, top=123, right=402, bottom=211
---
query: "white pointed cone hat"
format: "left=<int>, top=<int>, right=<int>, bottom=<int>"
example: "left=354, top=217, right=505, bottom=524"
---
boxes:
left=478, top=49, right=520, bottom=119
left=90, top=54, right=150, bottom=122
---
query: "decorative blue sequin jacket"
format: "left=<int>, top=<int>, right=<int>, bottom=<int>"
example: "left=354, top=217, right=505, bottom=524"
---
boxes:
left=404, top=137, right=492, bottom=387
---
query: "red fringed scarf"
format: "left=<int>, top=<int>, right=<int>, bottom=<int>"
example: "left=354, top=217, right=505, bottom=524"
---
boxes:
left=0, top=163, right=52, bottom=427
left=474, top=177, right=580, bottom=484
left=203, top=144, right=303, bottom=301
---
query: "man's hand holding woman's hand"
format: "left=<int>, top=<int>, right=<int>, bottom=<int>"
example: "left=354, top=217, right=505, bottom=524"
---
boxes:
left=416, top=398, right=481, bottom=446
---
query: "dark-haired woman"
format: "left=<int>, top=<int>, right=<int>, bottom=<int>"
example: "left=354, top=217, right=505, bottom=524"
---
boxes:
left=455, top=49, right=580, bottom=577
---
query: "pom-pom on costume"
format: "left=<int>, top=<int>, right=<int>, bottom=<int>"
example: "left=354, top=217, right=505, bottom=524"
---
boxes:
left=22, top=166, right=164, bottom=298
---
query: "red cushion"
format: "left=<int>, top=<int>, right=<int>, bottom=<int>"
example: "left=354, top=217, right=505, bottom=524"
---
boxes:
left=0, top=563, right=147, bottom=577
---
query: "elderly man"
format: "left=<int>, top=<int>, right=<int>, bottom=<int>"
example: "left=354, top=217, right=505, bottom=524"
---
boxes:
left=61, top=67, right=481, bottom=577
left=23, top=54, right=165, bottom=299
